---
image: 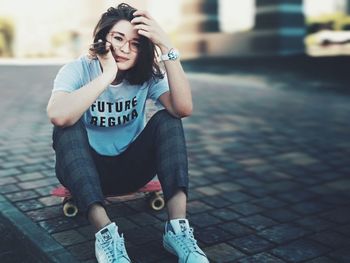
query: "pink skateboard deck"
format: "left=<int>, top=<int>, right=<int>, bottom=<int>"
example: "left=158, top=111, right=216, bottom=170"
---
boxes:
left=51, top=181, right=164, bottom=217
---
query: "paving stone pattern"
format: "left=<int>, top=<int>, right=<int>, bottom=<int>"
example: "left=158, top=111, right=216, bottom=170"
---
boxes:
left=0, top=64, right=350, bottom=262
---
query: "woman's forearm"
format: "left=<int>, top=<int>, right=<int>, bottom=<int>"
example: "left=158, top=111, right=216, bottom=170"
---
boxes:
left=47, top=73, right=113, bottom=127
left=162, top=57, right=193, bottom=117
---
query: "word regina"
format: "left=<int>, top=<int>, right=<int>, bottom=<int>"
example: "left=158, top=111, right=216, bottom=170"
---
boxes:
left=89, top=97, right=139, bottom=127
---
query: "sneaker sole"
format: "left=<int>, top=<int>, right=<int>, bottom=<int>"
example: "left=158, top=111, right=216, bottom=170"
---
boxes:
left=95, top=251, right=102, bottom=263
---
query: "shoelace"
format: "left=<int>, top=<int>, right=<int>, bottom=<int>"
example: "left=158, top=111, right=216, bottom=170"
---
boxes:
left=173, top=228, right=199, bottom=254
left=101, top=239, right=116, bottom=262
left=115, top=234, right=129, bottom=260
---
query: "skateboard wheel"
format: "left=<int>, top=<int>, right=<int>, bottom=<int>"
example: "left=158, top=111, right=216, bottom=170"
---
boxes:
left=150, top=196, right=165, bottom=211
left=63, top=201, right=78, bottom=217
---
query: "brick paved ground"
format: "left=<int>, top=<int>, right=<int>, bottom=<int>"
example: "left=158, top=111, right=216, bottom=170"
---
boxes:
left=0, top=59, right=350, bottom=262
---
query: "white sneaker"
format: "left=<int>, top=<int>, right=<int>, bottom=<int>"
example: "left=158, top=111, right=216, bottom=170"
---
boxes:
left=95, top=222, right=131, bottom=263
left=163, top=219, right=209, bottom=263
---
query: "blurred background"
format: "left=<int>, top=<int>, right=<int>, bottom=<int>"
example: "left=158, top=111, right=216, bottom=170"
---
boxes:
left=0, top=0, right=350, bottom=60
left=1, top=2, right=350, bottom=262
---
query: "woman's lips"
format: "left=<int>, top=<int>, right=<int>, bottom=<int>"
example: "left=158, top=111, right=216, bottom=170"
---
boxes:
left=116, top=56, right=129, bottom=62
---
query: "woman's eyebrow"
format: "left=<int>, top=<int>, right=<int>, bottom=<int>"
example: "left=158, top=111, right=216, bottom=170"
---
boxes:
left=110, top=31, right=125, bottom=37
left=111, top=31, right=140, bottom=41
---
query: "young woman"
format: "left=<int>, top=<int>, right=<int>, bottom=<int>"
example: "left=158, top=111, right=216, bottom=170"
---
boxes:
left=47, top=3, right=209, bottom=263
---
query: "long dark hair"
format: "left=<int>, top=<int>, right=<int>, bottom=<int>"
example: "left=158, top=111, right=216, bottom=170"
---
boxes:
left=89, top=3, right=163, bottom=85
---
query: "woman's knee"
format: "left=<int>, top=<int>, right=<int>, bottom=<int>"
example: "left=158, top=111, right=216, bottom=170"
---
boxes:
left=53, top=118, right=84, bottom=135
left=151, top=109, right=183, bottom=130
left=52, top=118, right=86, bottom=149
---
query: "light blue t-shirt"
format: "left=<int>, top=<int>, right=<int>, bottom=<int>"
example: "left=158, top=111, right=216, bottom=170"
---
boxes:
left=53, top=55, right=169, bottom=156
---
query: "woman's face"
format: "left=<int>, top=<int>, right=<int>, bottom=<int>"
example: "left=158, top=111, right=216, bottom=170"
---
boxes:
left=106, top=20, right=140, bottom=71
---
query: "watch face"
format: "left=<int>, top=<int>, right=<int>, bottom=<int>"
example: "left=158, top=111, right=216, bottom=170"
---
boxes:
left=168, top=49, right=179, bottom=60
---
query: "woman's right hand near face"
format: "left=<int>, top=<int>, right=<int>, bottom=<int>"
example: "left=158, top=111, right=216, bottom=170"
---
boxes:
left=97, top=41, right=118, bottom=83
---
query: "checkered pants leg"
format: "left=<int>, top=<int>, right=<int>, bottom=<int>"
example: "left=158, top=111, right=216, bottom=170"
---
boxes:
left=52, top=120, right=105, bottom=215
left=119, top=109, right=189, bottom=202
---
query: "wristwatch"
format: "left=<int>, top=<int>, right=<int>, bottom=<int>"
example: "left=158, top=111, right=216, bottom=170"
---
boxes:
left=160, top=48, right=180, bottom=61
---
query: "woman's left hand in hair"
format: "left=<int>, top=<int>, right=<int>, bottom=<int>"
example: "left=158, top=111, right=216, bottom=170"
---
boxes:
left=131, top=10, right=173, bottom=52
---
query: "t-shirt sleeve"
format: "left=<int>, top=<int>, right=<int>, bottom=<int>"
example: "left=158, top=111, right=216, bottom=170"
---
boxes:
left=52, top=60, right=84, bottom=93
left=147, top=74, right=169, bottom=102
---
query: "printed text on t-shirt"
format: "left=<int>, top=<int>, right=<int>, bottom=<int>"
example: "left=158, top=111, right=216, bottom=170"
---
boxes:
left=89, top=96, right=138, bottom=127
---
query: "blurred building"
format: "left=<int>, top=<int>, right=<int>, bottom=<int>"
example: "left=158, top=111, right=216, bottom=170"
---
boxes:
left=175, top=0, right=306, bottom=58
left=0, top=0, right=349, bottom=59
left=0, top=0, right=107, bottom=58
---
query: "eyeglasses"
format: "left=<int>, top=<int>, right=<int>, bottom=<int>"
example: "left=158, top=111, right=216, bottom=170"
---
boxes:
left=108, top=31, right=140, bottom=52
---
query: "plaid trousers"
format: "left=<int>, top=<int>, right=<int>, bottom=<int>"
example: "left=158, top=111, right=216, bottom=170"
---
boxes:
left=52, top=109, right=189, bottom=215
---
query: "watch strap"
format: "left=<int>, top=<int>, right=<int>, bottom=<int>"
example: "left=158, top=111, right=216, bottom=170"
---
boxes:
left=160, top=53, right=170, bottom=61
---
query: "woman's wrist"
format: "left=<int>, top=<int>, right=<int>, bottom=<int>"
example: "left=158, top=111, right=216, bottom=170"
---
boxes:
left=100, top=71, right=116, bottom=86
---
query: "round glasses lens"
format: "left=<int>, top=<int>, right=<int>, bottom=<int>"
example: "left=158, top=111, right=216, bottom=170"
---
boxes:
left=109, top=32, right=139, bottom=52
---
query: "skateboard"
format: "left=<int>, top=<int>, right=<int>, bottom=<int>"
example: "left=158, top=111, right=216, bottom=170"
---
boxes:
left=51, top=181, right=165, bottom=217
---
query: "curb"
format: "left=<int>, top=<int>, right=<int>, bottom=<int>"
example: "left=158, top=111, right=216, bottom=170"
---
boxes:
left=0, top=194, right=79, bottom=263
